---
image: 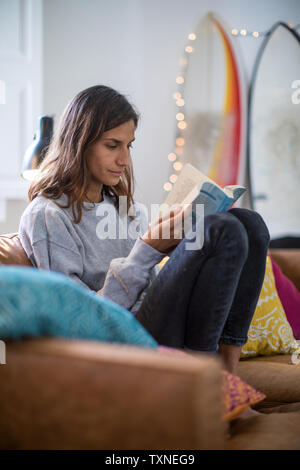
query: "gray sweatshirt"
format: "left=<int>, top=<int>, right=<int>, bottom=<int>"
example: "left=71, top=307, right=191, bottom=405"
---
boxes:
left=19, top=192, right=166, bottom=315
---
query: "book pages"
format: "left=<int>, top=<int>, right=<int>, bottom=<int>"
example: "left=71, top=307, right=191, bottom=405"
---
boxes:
left=164, top=163, right=218, bottom=206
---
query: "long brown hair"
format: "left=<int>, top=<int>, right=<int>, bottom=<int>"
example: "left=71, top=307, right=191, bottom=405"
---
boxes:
left=28, top=85, right=140, bottom=223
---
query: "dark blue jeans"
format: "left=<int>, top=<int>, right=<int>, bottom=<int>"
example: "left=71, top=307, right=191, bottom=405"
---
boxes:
left=135, top=208, right=270, bottom=352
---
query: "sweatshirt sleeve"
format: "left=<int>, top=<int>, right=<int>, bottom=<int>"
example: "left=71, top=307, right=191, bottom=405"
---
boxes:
left=97, top=236, right=166, bottom=312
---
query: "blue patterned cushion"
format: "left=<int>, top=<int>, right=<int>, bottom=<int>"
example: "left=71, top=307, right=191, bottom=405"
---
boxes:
left=0, top=266, right=157, bottom=348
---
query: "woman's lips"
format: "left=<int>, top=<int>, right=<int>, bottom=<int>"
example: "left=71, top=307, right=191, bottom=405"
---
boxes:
left=109, top=170, right=123, bottom=176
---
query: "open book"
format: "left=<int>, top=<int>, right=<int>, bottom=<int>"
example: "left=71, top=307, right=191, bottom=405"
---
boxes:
left=160, top=163, right=247, bottom=219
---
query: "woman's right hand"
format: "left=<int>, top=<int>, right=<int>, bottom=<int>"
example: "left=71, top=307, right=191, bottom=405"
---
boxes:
left=141, top=205, right=190, bottom=254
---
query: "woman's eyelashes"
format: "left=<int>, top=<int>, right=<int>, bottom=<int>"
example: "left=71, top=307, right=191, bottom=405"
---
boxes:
left=106, top=144, right=133, bottom=150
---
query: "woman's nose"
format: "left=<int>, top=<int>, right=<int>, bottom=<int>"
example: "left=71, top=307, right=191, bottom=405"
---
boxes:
left=117, top=147, right=130, bottom=166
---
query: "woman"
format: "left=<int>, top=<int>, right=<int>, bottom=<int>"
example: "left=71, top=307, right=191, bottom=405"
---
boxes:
left=19, top=85, right=270, bottom=382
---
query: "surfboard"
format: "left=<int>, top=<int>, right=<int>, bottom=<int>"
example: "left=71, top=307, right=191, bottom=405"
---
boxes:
left=172, top=12, right=247, bottom=199
left=249, top=22, right=300, bottom=239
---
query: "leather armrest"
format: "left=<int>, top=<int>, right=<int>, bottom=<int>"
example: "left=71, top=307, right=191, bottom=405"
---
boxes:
left=0, top=233, right=32, bottom=266
left=0, top=338, right=225, bottom=450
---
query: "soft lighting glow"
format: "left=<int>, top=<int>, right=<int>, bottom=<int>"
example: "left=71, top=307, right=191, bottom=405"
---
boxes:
left=170, top=174, right=178, bottom=183
left=173, top=161, right=183, bottom=171
left=188, top=33, right=196, bottom=40
left=164, top=182, right=172, bottom=191
left=176, top=113, right=185, bottom=121
left=176, top=137, right=185, bottom=146
left=168, top=152, right=177, bottom=161
left=185, top=46, right=193, bottom=53
left=173, top=92, right=181, bottom=100
left=176, top=98, right=185, bottom=107
left=179, top=56, right=188, bottom=67
left=176, top=76, right=184, bottom=84
left=178, top=121, right=187, bottom=130
left=175, top=147, right=183, bottom=155
left=230, top=26, right=297, bottom=39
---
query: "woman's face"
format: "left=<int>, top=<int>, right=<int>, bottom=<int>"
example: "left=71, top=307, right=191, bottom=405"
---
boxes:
left=85, top=119, right=135, bottom=194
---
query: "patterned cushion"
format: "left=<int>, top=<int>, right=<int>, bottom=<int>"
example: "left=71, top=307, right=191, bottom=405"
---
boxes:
left=221, top=370, right=265, bottom=421
left=0, top=266, right=157, bottom=348
left=241, top=256, right=300, bottom=358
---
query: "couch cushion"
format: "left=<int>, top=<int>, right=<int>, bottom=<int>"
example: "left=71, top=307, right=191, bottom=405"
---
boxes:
left=227, top=411, right=300, bottom=450
left=0, top=234, right=32, bottom=266
left=0, top=266, right=157, bottom=347
left=270, top=255, right=300, bottom=339
left=258, top=402, right=300, bottom=414
left=240, top=256, right=299, bottom=358
left=238, top=355, right=300, bottom=405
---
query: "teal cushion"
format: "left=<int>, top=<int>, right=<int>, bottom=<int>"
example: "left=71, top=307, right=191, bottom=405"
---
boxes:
left=0, top=266, right=157, bottom=348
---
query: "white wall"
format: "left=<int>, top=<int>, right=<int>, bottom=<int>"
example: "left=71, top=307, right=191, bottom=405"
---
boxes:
left=0, top=0, right=43, bottom=234
left=42, top=0, right=300, bottom=212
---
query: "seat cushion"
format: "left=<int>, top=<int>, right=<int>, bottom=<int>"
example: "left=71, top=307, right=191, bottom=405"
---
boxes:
left=227, top=411, right=300, bottom=450
left=0, top=234, right=32, bottom=266
left=238, top=355, right=300, bottom=405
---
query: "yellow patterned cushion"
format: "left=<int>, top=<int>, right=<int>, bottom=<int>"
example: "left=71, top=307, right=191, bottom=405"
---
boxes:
left=157, top=255, right=300, bottom=358
left=241, top=256, right=300, bottom=358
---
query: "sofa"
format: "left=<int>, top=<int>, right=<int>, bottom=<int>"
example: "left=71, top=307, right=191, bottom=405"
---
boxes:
left=0, top=233, right=300, bottom=450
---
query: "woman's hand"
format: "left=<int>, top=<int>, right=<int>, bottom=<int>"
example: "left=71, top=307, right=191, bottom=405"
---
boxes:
left=141, top=205, right=190, bottom=254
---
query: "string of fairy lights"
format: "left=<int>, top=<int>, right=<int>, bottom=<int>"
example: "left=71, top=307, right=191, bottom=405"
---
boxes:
left=231, top=23, right=300, bottom=37
left=163, top=22, right=300, bottom=193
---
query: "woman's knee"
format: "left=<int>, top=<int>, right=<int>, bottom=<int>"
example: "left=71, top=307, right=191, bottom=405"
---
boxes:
left=229, top=208, right=270, bottom=249
left=203, top=211, right=249, bottom=258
